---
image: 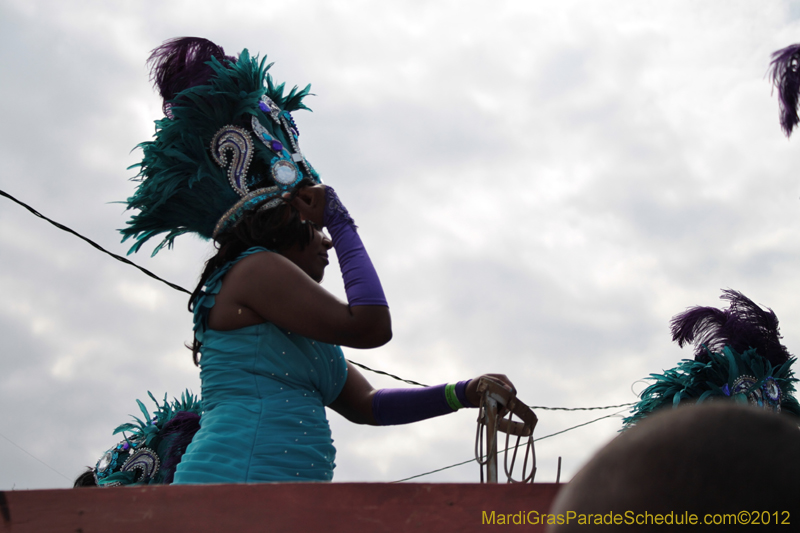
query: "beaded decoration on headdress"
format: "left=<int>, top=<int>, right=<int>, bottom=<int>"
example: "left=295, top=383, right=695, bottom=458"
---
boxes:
left=122, top=38, right=320, bottom=255
left=624, top=290, right=800, bottom=428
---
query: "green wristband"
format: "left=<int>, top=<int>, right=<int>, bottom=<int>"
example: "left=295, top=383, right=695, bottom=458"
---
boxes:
left=445, top=383, right=464, bottom=411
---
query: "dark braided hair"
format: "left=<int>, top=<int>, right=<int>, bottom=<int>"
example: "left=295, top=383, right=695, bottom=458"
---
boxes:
left=189, top=182, right=315, bottom=366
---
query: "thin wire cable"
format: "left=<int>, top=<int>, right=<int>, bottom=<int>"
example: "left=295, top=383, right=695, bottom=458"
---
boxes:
left=347, top=360, right=428, bottom=387
left=392, top=410, right=626, bottom=483
left=0, top=189, right=190, bottom=295
left=532, top=410, right=627, bottom=441
left=1, top=189, right=637, bottom=413
left=1, top=189, right=432, bottom=390
left=0, top=432, right=71, bottom=482
left=529, top=402, right=635, bottom=411
left=347, top=359, right=635, bottom=412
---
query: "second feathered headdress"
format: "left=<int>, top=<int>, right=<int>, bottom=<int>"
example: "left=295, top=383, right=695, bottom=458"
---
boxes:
left=624, top=290, right=799, bottom=428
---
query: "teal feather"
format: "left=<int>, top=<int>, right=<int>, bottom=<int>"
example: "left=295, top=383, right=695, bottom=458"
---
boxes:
left=137, top=399, right=150, bottom=421
left=111, top=391, right=202, bottom=442
left=112, top=423, right=138, bottom=434
left=724, top=346, right=739, bottom=381
left=697, top=390, right=714, bottom=403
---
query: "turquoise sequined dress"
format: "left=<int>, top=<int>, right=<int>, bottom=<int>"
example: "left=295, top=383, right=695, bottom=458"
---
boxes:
left=173, top=247, right=348, bottom=483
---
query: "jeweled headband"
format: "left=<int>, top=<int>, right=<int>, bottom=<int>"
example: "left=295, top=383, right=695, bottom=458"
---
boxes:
left=122, top=38, right=320, bottom=255
left=207, top=91, right=320, bottom=238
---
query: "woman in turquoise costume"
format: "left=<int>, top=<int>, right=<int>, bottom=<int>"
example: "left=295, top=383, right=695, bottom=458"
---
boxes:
left=83, top=37, right=514, bottom=486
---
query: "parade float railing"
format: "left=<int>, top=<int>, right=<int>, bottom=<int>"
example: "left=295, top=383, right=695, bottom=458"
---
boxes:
left=0, top=482, right=562, bottom=532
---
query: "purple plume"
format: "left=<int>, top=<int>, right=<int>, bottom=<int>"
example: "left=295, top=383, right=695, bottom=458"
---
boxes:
left=769, top=44, right=800, bottom=137
left=158, top=411, right=201, bottom=484
left=670, top=289, right=791, bottom=366
left=147, top=37, right=237, bottom=115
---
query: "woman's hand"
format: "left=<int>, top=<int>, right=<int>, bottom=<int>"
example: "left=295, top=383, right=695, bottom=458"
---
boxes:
left=290, top=184, right=327, bottom=227
left=465, top=374, right=516, bottom=408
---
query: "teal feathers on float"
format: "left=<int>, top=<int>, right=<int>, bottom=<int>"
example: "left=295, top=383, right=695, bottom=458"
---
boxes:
left=625, top=291, right=800, bottom=429
left=624, top=347, right=800, bottom=428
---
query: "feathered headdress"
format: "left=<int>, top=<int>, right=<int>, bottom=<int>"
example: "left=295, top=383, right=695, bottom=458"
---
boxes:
left=669, top=289, right=790, bottom=367
left=624, top=290, right=799, bottom=428
left=93, top=391, right=202, bottom=487
left=122, top=37, right=320, bottom=255
left=769, top=43, right=800, bottom=137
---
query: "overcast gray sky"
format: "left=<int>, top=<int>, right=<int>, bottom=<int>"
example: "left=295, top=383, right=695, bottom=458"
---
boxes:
left=3, top=0, right=800, bottom=489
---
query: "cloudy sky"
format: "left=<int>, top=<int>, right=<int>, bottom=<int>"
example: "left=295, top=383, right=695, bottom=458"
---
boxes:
left=3, top=0, right=800, bottom=490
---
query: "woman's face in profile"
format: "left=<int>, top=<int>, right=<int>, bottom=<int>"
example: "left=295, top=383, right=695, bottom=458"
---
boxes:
left=280, top=224, right=332, bottom=283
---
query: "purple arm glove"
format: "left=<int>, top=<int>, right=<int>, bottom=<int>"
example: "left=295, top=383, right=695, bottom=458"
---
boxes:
left=372, top=380, right=475, bottom=426
left=324, top=187, right=387, bottom=307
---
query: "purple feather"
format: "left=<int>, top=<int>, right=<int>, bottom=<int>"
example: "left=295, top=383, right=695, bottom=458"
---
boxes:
left=769, top=44, right=800, bottom=137
left=670, top=289, right=791, bottom=366
left=147, top=37, right=237, bottom=116
left=158, top=411, right=201, bottom=484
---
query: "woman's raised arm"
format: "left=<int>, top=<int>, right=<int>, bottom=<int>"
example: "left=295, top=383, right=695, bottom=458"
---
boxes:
left=209, top=185, right=392, bottom=348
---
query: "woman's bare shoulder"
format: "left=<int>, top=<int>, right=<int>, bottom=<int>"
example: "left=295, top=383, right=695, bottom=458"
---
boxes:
left=208, top=250, right=307, bottom=330
left=226, top=249, right=295, bottom=277
left=222, top=249, right=311, bottom=295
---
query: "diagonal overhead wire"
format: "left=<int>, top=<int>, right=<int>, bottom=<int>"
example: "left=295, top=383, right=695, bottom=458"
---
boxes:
left=1, top=188, right=636, bottom=413
left=347, top=360, right=428, bottom=387
left=392, top=409, right=627, bottom=482
left=530, top=402, right=634, bottom=411
left=0, top=431, right=71, bottom=482
left=0, top=189, right=190, bottom=295
left=2, top=188, right=640, bottom=484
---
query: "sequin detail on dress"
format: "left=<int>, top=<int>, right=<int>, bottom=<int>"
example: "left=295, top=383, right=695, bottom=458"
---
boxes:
left=176, top=247, right=348, bottom=483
